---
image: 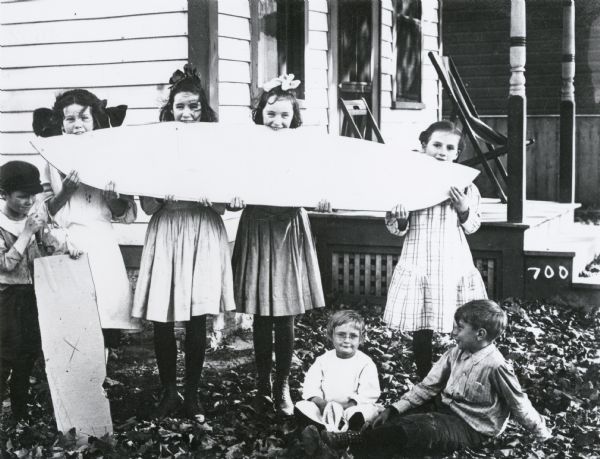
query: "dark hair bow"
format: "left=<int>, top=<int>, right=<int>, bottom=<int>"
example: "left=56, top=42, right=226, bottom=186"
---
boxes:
left=32, top=108, right=62, bottom=138
left=169, top=64, right=201, bottom=88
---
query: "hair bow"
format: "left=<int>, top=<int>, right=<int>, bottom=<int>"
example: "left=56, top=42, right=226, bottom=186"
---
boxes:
left=169, top=64, right=201, bottom=87
left=261, top=74, right=301, bottom=92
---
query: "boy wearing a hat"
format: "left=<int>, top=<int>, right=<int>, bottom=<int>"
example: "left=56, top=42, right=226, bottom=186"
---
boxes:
left=0, top=161, right=78, bottom=423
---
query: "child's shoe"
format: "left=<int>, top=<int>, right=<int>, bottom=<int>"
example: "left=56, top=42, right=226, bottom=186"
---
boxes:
left=154, top=388, right=183, bottom=419
left=320, top=429, right=363, bottom=450
left=273, top=378, right=294, bottom=416
left=253, top=373, right=274, bottom=414
left=183, top=389, right=205, bottom=421
left=252, top=393, right=274, bottom=415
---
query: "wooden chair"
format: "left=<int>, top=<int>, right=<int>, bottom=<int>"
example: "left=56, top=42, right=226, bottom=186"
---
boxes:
left=339, top=97, right=385, bottom=144
left=428, top=51, right=535, bottom=203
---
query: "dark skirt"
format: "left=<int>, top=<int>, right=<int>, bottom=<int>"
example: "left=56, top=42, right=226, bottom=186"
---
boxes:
left=0, top=285, right=41, bottom=361
left=232, top=206, right=325, bottom=316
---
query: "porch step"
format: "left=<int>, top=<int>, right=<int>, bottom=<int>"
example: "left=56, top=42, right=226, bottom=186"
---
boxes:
left=524, top=222, right=600, bottom=277
left=521, top=201, right=581, bottom=245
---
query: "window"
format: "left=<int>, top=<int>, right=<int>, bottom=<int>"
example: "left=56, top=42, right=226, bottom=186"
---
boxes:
left=252, top=0, right=306, bottom=100
left=393, top=0, right=422, bottom=107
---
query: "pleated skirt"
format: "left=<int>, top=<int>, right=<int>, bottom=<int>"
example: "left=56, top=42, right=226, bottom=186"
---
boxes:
left=232, top=206, right=325, bottom=316
left=132, top=203, right=235, bottom=323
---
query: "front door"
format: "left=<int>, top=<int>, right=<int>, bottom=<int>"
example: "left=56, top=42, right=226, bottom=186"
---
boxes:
left=337, top=0, right=380, bottom=130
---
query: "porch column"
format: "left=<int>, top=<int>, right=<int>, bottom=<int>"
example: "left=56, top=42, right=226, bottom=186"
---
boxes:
left=188, top=0, right=219, bottom=117
left=559, top=0, right=576, bottom=203
left=507, top=0, right=527, bottom=223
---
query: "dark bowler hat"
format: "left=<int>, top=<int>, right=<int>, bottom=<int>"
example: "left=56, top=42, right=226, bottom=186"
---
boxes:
left=0, top=161, right=44, bottom=194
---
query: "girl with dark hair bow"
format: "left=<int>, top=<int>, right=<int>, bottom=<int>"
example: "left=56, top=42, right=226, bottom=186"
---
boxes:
left=132, top=65, right=243, bottom=420
left=32, top=89, right=140, bottom=356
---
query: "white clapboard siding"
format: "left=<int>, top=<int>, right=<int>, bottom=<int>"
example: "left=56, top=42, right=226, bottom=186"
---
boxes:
left=305, top=69, right=328, bottom=89
left=218, top=0, right=250, bottom=18
left=1, top=37, right=188, bottom=68
left=217, top=1, right=252, bottom=116
left=382, top=7, right=393, bottom=27
left=219, top=82, right=251, bottom=106
left=0, top=12, right=188, bottom=46
left=0, top=0, right=187, bottom=24
left=306, top=2, right=330, bottom=129
left=308, top=11, right=328, bottom=32
left=0, top=85, right=170, bottom=112
left=0, top=0, right=188, bottom=165
left=218, top=37, right=251, bottom=62
left=1, top=132, right=39, bottom=155
left=2, top=61, right=188, bottom=91
left=308, top=31, right=328, bottom=51
left=302, top=107, right=328, bottom=126
left=219, top=60, right=251, bottom=84
left=0, top=108, right=161, bottom=133
left=0, top=112, right=33, bottom=132
left=308, top=0, right=328, bottom=14
left=307, top=49, right=328, bottom=70
left=219, top=14, right=251, bottom=40
left=379, top=1, right=441, bottom=148
left=304, top=89, right=329, bottom=109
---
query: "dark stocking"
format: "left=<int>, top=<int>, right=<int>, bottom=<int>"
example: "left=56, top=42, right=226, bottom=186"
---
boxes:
left=253, top=316, right=274, bottom=395
left=413, top=329, right=434, bottom=380
left=153, top=321, right=180, bottom=418
left=273, top=315, right=295, bottom=415
left=153, top=321, right=177, bottom=390
left=273, top=315, right=294, bottom=381
left=183, top=315, right=207, bottom=417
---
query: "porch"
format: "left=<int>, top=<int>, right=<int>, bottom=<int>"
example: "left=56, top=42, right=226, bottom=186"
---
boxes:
left=308, top=199, right=600, bottom=307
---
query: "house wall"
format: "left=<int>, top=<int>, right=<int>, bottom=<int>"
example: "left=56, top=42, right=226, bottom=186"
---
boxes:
left=379, top=0, right=441, bottom=149
left=443, top=0, right=600, bottom=206
left=216, top=0, right=330, bottom=131
left=443, top=0, right=600, bottom=116
left=465, top=116, right=600, bottom=207
left=0, top=0, right=188, bottom=168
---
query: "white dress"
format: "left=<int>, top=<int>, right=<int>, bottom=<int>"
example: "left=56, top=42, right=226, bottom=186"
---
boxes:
left=297, top=349, right=382, bottom=428
left=42, top=164, right=140, bottom=330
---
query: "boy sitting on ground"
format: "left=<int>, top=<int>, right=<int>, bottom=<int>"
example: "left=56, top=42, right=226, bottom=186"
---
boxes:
left=311, top=299, right=551, bottom=458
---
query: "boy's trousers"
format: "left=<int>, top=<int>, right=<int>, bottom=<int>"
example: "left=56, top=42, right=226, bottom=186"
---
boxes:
left=353, top=401, right=488, bottom=457
left=0, top=285, right=41, bottom=418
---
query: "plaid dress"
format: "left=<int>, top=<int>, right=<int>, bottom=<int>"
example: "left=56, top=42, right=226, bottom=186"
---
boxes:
left=383, top=185, right=487, bottom=333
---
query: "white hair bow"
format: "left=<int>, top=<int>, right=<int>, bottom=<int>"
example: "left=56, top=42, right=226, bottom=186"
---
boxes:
left=260, top=74, right=301, bottom=92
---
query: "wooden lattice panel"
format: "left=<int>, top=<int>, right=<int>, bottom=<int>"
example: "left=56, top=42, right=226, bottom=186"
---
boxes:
left=474, top=257, right=496, bottom=299
left=332, top=252, right=497, bottom=299
left=332, top=252, right=399, bottom=297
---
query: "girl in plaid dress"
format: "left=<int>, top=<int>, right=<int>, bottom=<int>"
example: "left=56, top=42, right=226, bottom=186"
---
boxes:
left=383, top=121, right=487, bottom=379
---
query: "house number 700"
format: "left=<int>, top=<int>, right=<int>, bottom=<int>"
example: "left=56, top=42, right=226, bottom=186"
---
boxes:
left=527, top=265, right=569, bottom=280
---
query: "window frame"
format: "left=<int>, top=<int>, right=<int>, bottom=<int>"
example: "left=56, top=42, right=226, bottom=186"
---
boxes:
left=391, top=0, right=425, bottom=110
left=250, top=0, right=307, bottom=103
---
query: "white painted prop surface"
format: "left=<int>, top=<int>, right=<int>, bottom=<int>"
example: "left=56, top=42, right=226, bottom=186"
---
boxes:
left=30, top=123, right=480, bottom=211
left=33, top=255, right=112, bottom=440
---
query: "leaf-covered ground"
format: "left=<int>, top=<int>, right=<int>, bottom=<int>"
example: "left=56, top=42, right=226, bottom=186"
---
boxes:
left=1, top=299, right=599, bottom=458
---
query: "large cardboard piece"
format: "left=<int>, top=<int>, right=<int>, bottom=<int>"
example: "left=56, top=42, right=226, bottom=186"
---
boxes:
left=30, top=122, right=480, bottom=212
left=34, top=254, right=112, bottom=440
